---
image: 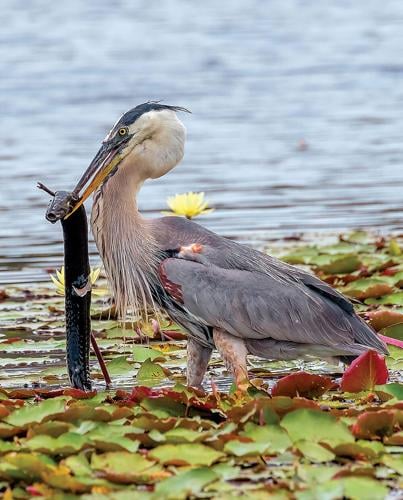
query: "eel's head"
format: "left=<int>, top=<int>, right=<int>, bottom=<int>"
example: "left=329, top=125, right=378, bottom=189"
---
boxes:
left=46, top=191, right=79, bottom=223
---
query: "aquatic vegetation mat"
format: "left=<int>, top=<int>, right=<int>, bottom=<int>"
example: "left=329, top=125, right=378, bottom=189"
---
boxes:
left=0, top=231, right=402, bottom=498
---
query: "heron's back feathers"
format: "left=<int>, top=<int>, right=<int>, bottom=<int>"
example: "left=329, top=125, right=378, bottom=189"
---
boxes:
left=154, top=217, right=387, bottom=359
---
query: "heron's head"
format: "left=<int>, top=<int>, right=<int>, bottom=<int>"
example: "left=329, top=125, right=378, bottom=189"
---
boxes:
left=68, top=102, right=189, bottom=217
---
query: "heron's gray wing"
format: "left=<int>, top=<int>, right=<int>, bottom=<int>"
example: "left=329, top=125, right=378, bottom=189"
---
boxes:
left=288, top=265, right=354, bottom=313
left=159, top=257, right=387, bottom=355
left=155, top=216, right=354, bottom=315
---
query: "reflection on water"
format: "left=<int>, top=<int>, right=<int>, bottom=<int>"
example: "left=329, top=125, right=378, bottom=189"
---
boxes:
left=1, top=1, right=403, bottom=284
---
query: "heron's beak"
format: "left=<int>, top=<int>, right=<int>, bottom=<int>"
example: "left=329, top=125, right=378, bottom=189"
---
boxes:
left=65, top=141, right=124, bottom=219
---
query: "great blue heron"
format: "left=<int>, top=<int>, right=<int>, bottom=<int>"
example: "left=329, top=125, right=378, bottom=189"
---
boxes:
left=67, top=102, right=387, bottom=389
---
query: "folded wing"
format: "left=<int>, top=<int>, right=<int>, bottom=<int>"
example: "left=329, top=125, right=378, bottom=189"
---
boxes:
left=159, top=257, right=387, bottom=356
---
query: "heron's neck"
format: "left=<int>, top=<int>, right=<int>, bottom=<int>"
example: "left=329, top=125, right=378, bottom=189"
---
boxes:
left=91, top=169, right=159, bottom=319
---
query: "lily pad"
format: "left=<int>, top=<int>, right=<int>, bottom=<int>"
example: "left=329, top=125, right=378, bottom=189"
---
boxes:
left=149, top=443, right=224, bottom=466
left=281, top=409, right=354, bottom=448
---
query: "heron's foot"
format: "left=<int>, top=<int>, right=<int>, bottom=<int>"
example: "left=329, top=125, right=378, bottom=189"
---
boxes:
left=213, top=328, right=249, bottom=391
left=186, top=337, right=213, bottom=388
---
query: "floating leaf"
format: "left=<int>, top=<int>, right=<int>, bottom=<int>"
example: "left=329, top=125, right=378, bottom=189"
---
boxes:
left=381, top=453, right=403, bottom=475
left=4, top=398, right=67, bottom=427
left=366, top=292, right=403, bottom=306
left=132, top=345, right=165, bottom=362
left=242, top=422, right=291, bottom=454
left=351, top=410, right=395, bottom=439
left=271, top=372, right=335, bottom=399
left=281, top=409, right=354, bottom=448
left=136, top=359, right=166, bottom=384
left=91, top=451, right=157, bottom=483
left=295, top=480, right=344, bottom=500
left=313, top=254, right=361, bottom=274
left=149, top=443, right=224, bottom=466
left=389, top=239, right=402, bottom=256
left=380, top=323, right=403, bottom=341
left=162, top=427, right=205, bottom=444
left=25, top=432, right=87, bottom=455
left=341, top=476, right=388, bottom=500
left=340, top=350, right=388, bottom=393
left=296, top=440, right=335, bottom=462
left=366, top=309, right=403, bottom=331
left=106, top=356, right=136, bottom=376
left=154, top=467, right=218, bottom=499
left=376, top=383, right=403, bottom=401
left=343, top=278, right=394, bottom=300
left=1, top=452, right=56, bottom=481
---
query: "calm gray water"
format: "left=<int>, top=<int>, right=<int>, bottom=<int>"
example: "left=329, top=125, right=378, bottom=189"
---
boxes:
left=1, top=0, right=403, bottom=284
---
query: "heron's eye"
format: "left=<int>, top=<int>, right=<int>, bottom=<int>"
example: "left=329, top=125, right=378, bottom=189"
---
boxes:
left=118, top=127, right=128, bottom=137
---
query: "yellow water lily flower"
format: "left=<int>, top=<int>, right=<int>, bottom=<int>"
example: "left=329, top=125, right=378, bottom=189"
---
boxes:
left=50, top=266, right=104, bottom=296
left=162, top=192, right=214, bottom=219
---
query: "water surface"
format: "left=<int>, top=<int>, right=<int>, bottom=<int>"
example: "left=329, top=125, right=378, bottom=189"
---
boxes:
left=1, top=0, right=403, bottom=284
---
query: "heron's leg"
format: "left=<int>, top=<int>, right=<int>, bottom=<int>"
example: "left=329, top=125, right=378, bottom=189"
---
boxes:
left=187, top=337, right=213, bottom=389
left=213, top=328, right=249, bottom=390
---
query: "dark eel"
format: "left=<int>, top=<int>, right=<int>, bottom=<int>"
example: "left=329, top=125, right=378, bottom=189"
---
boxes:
left=40, top=186, right=92, bottom=390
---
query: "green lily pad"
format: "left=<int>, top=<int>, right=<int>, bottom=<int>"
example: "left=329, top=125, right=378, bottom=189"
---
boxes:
left=136, top=358, right=166, bottom=384
left=366, top=292, right=403, bottom=306
left=91, top=451, right=156, bottom=476
left=106, top=356, right=136, bottom=376
left=4, top=398, right=68, bottom=427
left=376, top=383, right=403, bottom=400
left=296, top=440, right=335, bottom=462
left=132, top=345, right=165, bottom=362
left=149, top=443, right=224, bottom=466
left=343, top=278, right=395, bottom=299
left=154, top=467, right=218, bottom=499
left=25, top=432, right=87, bottom=455
left=381, top=453, right=403, bottom=475
left=281, top=409, right=354, bottom=448
left=311, top=254, right=361, bottom=274
left=241, top=422, right=291, bottom=454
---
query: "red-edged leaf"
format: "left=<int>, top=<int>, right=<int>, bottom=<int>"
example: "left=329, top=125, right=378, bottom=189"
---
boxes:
left=340, top=350, right=388, bottom=393
left=271, top=371, right=336, bottom=399
left=131, top=386, right=183, bottom=401
left=0, top=337, right=22, bottom=344
left=351, top=410, right=396, bottom=439
left=378, top=334, right=403, bottom=349
left=160, top=330, right=187, bottom=341
left=63, top=388, right=97, bottom=399
left=26, top=486, right=43, bottom=497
